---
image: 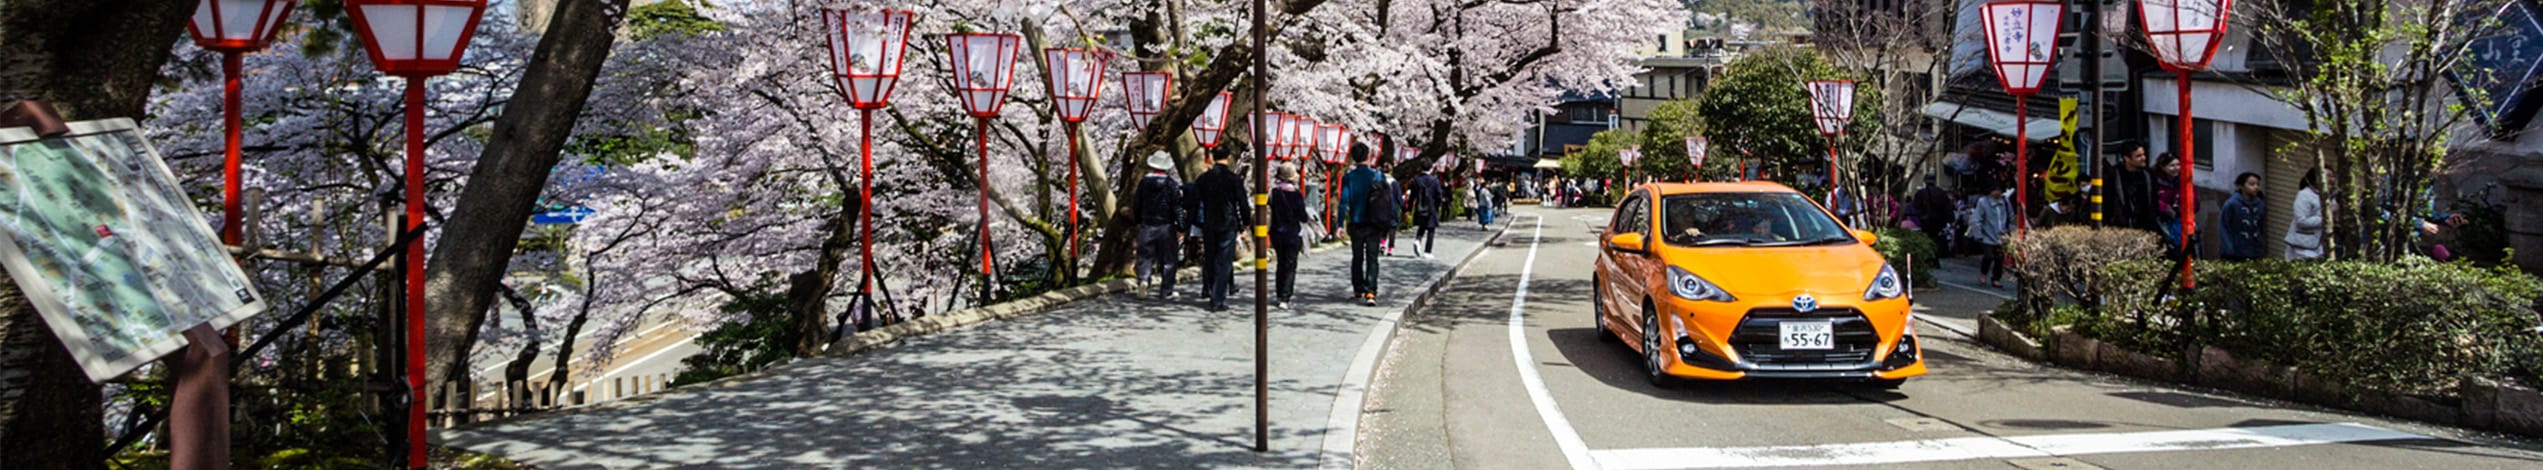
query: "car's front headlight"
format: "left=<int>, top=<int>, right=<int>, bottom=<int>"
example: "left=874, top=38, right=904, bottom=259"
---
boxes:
left=1863, top=264, right=1904, bottom=301
left=1667, top=266, right=1735, bottom=302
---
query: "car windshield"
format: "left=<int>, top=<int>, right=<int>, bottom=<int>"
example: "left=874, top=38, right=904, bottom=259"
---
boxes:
left=1658, top=192, right=1853, bottom=247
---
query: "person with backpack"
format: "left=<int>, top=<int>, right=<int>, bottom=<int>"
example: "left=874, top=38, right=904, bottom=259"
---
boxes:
left=1270, top=165, right=1311, bottom=308
left=1337, top=142, right=1399, bottom=306
left=1132, top=152, right=1185, bottom=300
left=1193, top=146, right=1254, bottom=312
left=1408, top=167, right=1447, bottom=258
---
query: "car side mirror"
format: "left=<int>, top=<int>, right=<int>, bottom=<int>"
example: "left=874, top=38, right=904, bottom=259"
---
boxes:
left=1852, top=229, right=1879, bottom=245
left=1607, top=232, right=1648, bottom=254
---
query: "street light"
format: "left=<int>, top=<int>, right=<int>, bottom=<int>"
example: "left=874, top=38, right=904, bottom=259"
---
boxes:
left=1124, top=71, right=1171, bottom=130
left=1983, top=0, right=2066, bottom=232
left=822, top=7, right=914, bottom=328
left=1806, top=79, right=1856, bottom=208
left=2140, top=0, right=2232, bottom=288
left=1044, top=47, right=1109, bottom=263
left=343, top=0, right=485, bottom=467
left=1193, top=91, right=1234, bottom=148
left=948, top=32, right=1022, bottom=306
left=190, top=0, right=295, bottom=248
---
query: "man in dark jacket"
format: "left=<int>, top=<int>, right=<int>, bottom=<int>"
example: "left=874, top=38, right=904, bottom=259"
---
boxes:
left=1407, top=167, right=1447, bottom=258
left=1132, top=151, right=1185, bottom=300
left=1270, top=166, right=1311, bottom=308
left=1338, top=142, right=1399, bottom=306
left=1911, top=174, right=1953, bottom=245
left=1193, top=146, right=1254, bottom=311
left=2101, top=142, right=2160, bottom=232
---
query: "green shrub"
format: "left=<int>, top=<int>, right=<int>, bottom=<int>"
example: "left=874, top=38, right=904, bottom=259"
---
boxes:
left=672, top=291, right=800, bottom=387
left=2094, top=258, right=2543, bottom=396
left=1870, top=228, right=1938, bottom=288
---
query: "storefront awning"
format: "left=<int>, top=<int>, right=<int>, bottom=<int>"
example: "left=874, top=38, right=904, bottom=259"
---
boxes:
left=1922, top=101, right=2062, bottom=141
left=1534, top=159, right=1564, bottom=170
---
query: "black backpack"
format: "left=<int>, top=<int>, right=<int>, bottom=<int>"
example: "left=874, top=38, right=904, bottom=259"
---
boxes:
left=1361, top=177, right=1402, bottom=228
left=1137, top=175, right=1181, bottom=226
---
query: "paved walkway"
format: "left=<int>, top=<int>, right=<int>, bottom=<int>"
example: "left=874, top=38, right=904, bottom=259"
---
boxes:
left=436, top=221, right=1503, bottom=468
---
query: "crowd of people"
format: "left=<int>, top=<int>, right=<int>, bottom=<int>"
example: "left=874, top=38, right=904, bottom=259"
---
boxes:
left=1128, top=139, right=1511, bottom=311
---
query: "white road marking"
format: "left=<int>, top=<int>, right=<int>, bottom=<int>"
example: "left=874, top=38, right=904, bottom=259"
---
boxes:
left=1588, top=423, right=2427, bottom=469
left=1938, top=279, right=2016, bottom=300
left=1505, top=215, right=1600, bottom=469
left=1323, top=245, right=1464, bottom=469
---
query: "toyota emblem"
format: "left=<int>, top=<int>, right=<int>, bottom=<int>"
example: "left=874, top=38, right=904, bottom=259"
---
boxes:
left=1793, top=294, right=1819, bottom=313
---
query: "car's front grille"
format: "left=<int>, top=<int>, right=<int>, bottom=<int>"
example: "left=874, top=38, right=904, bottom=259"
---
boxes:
left=1728, top=308, right=1880, bottom=367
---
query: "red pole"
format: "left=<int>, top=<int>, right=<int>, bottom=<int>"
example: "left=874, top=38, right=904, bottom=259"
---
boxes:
left=1323, top=167, right=1337, bottom=237
left=222, top=53, right=245, bottom=246
left=1065, top=121, right=1083, bottom=262
left=2177, top=74, right=2197, bottom=289
left=1826, top=138, right=1840, bottom=208
left=401, top=78, right=427, bottom=469
left=2015, top=98, right=2031, bottom=232
left=859, top=108, right=876, bottom=315
left=976, top=117, right=995, bottom=305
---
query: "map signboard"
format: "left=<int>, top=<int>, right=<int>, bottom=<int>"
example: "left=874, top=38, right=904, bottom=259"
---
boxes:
left=0, top=118, right=265, bottom=382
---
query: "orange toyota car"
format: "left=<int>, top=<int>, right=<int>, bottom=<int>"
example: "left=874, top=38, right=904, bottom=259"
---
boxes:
left=1592, top=182, right=1925, bottom=388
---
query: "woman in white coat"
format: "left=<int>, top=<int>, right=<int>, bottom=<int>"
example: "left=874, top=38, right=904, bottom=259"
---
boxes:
left=2284, top=169, right=2327, bottom=260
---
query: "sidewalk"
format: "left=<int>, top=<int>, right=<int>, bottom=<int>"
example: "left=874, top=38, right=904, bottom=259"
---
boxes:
left=1910, top=256, right=2018, bottom=340
left=435, top=222, right=1502, bottom=468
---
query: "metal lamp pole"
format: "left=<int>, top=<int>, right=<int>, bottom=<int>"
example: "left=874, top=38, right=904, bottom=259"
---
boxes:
left=2140, top=0, right=2233, bottom=288
left=344, top=1, right=486, bottom=467
left=823, top=8, right=915, bottom=327
left=950, top=32, right=1024, bottom=307
left=1983, top=1, right=2067, bottom=233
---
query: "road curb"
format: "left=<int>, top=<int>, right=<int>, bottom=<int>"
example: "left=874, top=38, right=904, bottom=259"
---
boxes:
left=1320, top=220, right=1515, bottom=470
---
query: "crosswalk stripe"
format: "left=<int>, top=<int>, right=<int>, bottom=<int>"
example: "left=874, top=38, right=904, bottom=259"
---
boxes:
left=1588, top=423, right=2427, bottom=469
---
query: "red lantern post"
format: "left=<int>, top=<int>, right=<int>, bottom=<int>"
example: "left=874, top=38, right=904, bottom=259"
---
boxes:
left=344, top=1, right=485, bottom=467
left=1983, top=1, right=2066, bottom=232
left=822, top=8, right=914, bottom=327
left=1291, top=114, right=1319, bottom=184
left=1806, top=79, right=1857, bottom=208
left=949, top=32, right=1023, bottom=306
left=2141, top=0, right=2232, bottom=288
left=1124, top=71, right=1171, bottom=130
left=1317, top=123, right=1349, bottom=236
left=1044, top=48, right=1109, bottom=263
left=1685, top=135, right=1708, bottom=182
left=181, top=1, right=296, bottom=465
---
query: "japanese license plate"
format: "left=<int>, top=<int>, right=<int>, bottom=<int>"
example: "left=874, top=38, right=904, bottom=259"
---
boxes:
left=1780, top=321, right=1833, bottom=350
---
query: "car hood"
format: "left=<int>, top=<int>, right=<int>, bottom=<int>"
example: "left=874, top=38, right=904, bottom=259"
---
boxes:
left=1662, top=244, right=1887, bottom=297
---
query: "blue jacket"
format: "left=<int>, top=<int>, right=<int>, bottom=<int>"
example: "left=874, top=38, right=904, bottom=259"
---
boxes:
left=2221, top=193, right=2268, bottom=259
left=1338, top=165, right=1387, bottom=225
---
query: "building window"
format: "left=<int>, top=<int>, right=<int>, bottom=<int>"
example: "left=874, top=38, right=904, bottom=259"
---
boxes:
left=1658, top=35, right=1669, bottom=51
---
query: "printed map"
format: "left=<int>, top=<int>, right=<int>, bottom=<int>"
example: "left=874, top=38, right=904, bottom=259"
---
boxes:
left=0, top=119, right=264, bottom=382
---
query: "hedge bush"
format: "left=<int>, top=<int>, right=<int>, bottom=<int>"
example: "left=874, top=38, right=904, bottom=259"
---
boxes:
left=1871, top=228, right=1938, bottom=288
left=2090, top=258, right=2543, bottom=396
left=2006, top=226, right=2165, bottom=319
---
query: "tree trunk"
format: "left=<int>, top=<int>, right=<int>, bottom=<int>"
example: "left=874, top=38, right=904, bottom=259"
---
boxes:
left=783, top=208, right=856, bottom=357
left=424, top=0, right=632, bottom=394
left=0, top=1, right=190, bottom=466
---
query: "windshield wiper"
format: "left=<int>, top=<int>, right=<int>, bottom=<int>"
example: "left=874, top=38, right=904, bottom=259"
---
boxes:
left=1693, top=238, right=1757, bottom=246
left=1759, top=236, right=1854, bottom=247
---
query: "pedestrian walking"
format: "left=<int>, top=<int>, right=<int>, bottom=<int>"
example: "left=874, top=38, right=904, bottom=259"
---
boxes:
left=1384, top=173, right=1403, bottom=256
left=1271, top=165, right=1310, bottom=308
left=1338, top=142, right=1399, bottom=306
left=1965, top=182, right=2015, bottom=287
left=1463, top=178, right=1481, bottom=220
left=2154, top=153, right=2189, bottom=258
left=1132, top=151, right=1185, bottom=300
left=1408, top=167, right=1447, bottom=258
left=2102, top=142, right=2160, bottom=233
left=2221, top=172, right=2267, bottom=261
left=1912, top=174, right=1953, bottom=246
left=1472, top=182, right=1496, bottom=228
left=2284, top=169, right=2326, bottom=260
left=1193, top=146, right=1254, bottom=312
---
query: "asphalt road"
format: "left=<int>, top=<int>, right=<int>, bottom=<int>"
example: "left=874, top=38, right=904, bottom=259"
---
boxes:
left=1357, top=206, right=2543, bottom=469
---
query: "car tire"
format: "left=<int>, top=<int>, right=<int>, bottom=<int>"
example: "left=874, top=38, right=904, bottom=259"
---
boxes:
left=1593, top=276, right=1618, bottom=343
left=1643, top=306, right=1673, bottom=388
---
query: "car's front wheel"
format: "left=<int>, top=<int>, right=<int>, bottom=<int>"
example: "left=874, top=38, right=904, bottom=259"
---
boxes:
left=1643, top=306, right=1671, bottom=388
